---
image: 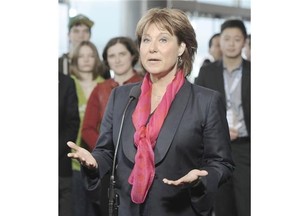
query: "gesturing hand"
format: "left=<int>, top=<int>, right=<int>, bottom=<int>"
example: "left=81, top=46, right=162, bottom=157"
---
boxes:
left=163, top=169, right=208, bottom=186
left=67, top=141, right=98, bottom=169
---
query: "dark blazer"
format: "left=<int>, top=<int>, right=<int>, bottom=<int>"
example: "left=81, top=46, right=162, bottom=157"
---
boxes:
left=59, top=73, right=80, bottom=177
left=195, top=59, right=251, bottom=136
left=83, top=80, right=234, bottom=216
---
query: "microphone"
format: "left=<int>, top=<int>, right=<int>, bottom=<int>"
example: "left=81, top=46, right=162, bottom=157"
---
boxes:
left=129, top=85, right=141, bottom=100
left=108, top=85, right=141, bottom=216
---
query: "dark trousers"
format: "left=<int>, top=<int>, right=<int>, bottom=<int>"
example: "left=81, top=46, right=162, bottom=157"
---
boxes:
left=73, top=170, right=100, bottom=216
left=214, top=138, right=251, bottom=216
left=59, top=176, right=73, bottom=216
left=85, top=172, right=110, bottom=216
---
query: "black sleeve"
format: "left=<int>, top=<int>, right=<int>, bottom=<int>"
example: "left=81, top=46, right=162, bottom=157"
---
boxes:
left=59, top=74, right=80, bottom=158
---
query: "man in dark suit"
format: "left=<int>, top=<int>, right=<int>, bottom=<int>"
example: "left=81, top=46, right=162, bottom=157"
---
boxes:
left=59, top=73, right=80, bottom=216
left=195, top=19, right=251, bottom=216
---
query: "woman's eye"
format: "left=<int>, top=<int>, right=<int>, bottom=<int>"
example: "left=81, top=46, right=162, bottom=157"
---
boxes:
left=142, top=38, right=150, bottom=43
left=160, top=38, right=167, bottom=43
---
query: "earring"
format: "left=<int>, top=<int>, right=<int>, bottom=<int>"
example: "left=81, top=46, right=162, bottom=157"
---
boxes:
left=178, top=56, right=183, bottom=65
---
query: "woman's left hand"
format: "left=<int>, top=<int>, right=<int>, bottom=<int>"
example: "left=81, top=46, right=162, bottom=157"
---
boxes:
left=163, top=169, right=208, bottom=186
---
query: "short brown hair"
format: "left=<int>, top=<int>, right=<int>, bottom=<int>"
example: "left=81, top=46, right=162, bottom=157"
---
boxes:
left=136, top=8, right=197, bottom=76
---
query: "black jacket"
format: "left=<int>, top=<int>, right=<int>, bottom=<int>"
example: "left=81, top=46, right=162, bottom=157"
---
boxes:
left=83, top=80, right=234, bottom=216
left=59, top=73, right=80, bottom=177
left=195, top=59, right=251, bottom=136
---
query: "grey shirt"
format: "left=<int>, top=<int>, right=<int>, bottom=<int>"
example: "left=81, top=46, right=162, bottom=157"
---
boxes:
left=223, top=63, right=248, bottom=137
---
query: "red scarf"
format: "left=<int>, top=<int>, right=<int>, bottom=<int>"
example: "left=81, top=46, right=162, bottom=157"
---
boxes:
left=128, top=70, right=185, bottom=203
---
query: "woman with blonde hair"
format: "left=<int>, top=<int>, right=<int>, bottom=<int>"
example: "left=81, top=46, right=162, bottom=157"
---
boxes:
left=68, top=8, right=234, bottom=216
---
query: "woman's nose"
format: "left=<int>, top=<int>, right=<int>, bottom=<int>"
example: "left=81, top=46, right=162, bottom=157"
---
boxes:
left=149, top=41, right=158, bottom=53
left=115, top=55, right=121, bottom=63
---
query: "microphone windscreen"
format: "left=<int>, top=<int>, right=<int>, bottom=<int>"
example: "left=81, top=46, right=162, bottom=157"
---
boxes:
left=129, top=85, right=141, bottom=99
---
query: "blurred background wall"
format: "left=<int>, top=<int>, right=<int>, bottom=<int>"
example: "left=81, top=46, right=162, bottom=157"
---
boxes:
left=59, top=0, right=250, bottom=81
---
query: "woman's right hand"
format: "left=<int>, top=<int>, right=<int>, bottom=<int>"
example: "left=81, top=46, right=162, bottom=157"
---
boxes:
left=67, top=141, right=98, bottom=169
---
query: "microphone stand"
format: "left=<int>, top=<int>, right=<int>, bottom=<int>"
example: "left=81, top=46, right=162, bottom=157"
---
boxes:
left=108, top=87, right=139, bottom=216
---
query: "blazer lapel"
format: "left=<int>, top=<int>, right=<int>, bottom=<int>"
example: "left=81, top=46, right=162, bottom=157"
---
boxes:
left=154, top=80, right=191, bottom=164
left=121, top=91, right=139, bottom=163
left=215, top=61, right=226, bottom=101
